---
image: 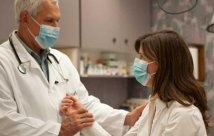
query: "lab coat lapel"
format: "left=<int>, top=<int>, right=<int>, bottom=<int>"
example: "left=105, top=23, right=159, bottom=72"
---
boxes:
left=11, top=31, right=41, bottom=69
left=147, top=97, right=157, bottom=136
left=11, top=31, right=49, bottom=86
left=48, top=58, right=59, bottom=87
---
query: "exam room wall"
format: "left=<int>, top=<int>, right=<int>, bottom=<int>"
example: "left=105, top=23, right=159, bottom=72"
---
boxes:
left=0, top=1, right=17, bottom=44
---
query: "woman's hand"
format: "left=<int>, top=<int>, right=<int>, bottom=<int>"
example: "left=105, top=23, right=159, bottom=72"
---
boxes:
left=60, top=94, right=85, bottom=116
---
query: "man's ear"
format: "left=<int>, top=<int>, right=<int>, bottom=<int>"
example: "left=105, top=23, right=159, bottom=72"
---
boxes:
left=19, top=11, right=29, bottom=24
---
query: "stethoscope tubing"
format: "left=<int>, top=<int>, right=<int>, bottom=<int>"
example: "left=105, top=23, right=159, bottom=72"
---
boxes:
left=9, top=34, right=59, bottom=74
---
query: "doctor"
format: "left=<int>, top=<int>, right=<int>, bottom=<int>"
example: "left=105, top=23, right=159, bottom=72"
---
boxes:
left=124, top=30, right=208, bottom=136
left=0, top=0, right=144, bottom=136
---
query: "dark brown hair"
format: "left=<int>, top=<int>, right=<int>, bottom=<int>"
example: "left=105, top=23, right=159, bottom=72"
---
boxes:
left=135, top=30, right=208, bottom=128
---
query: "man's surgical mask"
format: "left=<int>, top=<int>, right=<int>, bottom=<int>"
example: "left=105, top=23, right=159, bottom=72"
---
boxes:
left=27, top=16, right=60, bottom=49
left=133, top=58, right=155, bottom=86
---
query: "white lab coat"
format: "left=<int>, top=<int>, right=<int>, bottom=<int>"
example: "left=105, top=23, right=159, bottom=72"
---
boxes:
left=124, top=97, right=207, bottom=136
left=0, top=31, right=128, bottom=136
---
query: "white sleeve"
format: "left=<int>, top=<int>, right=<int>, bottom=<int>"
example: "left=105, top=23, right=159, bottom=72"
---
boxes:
left=0, top=65, right=61, bottom=136
left=66, top=58, right=128, bottom=136
left=81, top=121, right=111, bottom=136
left=162, top=107, right=207, bottom=136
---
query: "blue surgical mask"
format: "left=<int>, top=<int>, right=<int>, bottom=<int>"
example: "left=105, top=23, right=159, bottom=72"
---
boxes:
left=28, top=16, right=60, bottom=49
left=133, top=58, right=155, bottom=86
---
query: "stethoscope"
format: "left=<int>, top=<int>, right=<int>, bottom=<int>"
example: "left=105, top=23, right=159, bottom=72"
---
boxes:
left=9, top=34, right=77, bottom=96
left=9, top=35, right=59, bottom=75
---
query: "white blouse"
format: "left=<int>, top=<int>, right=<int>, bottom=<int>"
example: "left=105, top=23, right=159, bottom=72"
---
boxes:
left=124, top=97, right=207, bottom=136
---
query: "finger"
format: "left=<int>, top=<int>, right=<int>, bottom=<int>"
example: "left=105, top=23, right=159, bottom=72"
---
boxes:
left=76, top=108, right=88, bottom=114
left=67, top=113, right=94, bottom=124
left=79, top=117, right=95, bottom=124
left=63, top=96, right=75, bottom=102
left=60, top=105, right=70, bottom=111
left=60, top=102, right=69, bottom=109
left=61, top=100, right=74, bottom=105
left=61, top=99, right=75, bottom=107
left=81, top=122, right=94, bottom=128
left=80, top=112, right=93, bottom=119
left=62, top=97, right=75, bottom=102
left=61, top=105, right=69, bottom=110
left=78, top=117, right=95, bottom=124
left=66, top=94, right=78, bottom=101
left=61, top=101, right=73, bottom=106
left=77, top=122, right=94, bottom=129
left=60, top=107, right=68, bottom=114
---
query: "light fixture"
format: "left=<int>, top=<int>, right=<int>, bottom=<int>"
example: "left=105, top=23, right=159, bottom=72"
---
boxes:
left=207, top=14, right=214, bottom=33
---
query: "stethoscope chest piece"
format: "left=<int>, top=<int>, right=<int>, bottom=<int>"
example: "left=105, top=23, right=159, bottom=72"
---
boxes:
left=18, top=64, right=27, bottom=74
left=9, top=33, right=59, bottom=75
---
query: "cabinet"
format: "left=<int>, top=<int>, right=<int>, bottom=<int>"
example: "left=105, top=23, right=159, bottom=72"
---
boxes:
left=81, top=0, right=151, bottom=53
left=117, top=0, right=151, bottom=53
left=56, top=0, right=80, bottom=47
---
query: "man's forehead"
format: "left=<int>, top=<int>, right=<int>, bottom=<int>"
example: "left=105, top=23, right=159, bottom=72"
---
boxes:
left=37, top=0, right=60, bottom=13
left=42, top=0, right=59, bottom=3
left=40, top=0, right=59, bottom=8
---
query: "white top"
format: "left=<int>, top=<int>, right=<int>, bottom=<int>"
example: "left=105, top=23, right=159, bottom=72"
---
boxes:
left=0, top=31, right=128, bottom=136
left=124, top=97, right=207, bottom=136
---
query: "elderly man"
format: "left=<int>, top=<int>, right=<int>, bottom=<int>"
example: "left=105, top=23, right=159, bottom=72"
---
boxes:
left=0, top=0, right=144, bottom=136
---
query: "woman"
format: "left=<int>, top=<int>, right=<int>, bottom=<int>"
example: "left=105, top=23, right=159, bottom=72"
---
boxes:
left=124, top=30, right=208, bottom=136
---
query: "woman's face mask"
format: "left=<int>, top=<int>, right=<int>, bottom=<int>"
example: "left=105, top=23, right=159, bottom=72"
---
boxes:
left=133, top=58, right=156, bottom=86
left=27, top=16, right=60, bottom=49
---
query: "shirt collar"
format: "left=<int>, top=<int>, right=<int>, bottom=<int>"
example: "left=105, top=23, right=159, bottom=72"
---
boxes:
left=15, top=33, right=50, bottom=65
left=15, top=33, right=32, bottom=54
left=149, top=95, right=167, bottom=111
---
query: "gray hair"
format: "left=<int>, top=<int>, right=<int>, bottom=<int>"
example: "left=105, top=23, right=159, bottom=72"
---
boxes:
left=14, top=0, right=59, bottom=22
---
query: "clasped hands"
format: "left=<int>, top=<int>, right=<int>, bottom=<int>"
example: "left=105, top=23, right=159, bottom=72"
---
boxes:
left=59, top=94, right=94, bottom=136
left=59, top=94, right=147, bottom=136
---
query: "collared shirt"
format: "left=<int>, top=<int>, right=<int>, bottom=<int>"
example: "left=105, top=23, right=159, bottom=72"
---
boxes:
left=15, top=34, right=49, bottom=81
left=124, top=96, right=207, bottom=136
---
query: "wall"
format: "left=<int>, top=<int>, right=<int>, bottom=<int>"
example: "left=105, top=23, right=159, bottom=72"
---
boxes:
left=152, top=0, right=214, bottom=44
left=0, top=0, right=17, bottom=43
left=152, top=0, right=214, bottom=134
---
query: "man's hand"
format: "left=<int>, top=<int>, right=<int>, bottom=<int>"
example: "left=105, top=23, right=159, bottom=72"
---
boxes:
left=124, top=103, right=147, bottom=126
left=60, top=94, right=83, bottom=115
left=59, top=108, right=95, bottom=136
left=59, top=94, right=95, bottom=136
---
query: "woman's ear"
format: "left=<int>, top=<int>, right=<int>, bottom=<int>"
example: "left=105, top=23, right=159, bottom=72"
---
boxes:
left=148, top=61, right=158, bottom=74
